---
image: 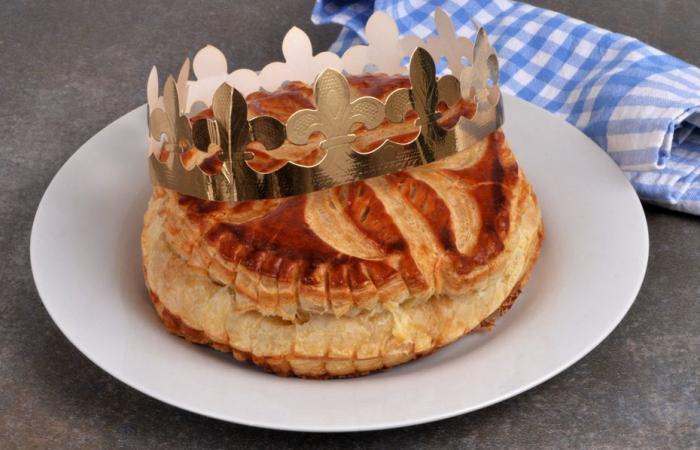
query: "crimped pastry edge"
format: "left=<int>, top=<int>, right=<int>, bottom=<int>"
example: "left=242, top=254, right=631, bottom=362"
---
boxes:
left=145, top=266, right=535, bottom=379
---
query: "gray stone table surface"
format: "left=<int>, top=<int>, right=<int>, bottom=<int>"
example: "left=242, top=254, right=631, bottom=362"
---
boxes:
left=1, top=1, right=698, bottom=448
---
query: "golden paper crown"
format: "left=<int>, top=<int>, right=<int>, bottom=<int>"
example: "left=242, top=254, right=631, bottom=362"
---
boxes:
left=147, top=8, right=503, bottom=201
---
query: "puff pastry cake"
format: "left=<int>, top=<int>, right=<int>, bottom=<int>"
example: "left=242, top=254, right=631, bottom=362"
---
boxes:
left=142, top=73, right=544, bottom=378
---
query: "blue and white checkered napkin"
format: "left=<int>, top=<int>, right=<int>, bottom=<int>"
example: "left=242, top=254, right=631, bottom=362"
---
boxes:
left=312, top=0, right=700, bottom=214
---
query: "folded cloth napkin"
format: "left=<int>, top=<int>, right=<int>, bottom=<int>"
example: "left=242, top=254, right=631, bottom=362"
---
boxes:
left=312, top=0, right=700, bottom=214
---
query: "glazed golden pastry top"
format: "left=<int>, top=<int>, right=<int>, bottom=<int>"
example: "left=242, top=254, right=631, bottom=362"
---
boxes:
left=154, top=74, right=521, bottom=322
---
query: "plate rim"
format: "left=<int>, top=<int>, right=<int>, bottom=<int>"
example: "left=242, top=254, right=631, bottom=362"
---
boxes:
left=30, top=95, right=649, bottom=432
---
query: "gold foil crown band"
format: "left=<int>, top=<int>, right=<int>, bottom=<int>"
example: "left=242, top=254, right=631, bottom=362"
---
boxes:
left=147, top=8, right=503, bottom=201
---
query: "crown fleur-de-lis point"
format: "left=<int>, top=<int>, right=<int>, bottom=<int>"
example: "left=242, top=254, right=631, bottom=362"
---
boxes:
left=258, top=27, right=342, bottom=91
left=425, top=8, right=475, bottom=75
left=459, top=25, right=501, bottom=111
left=341, top=11, right=419, bottom=75
left=148, top=76, right=194, bottom=162
left=286, top=69, right=384, bottom=157
left=384, top=47, right=461, bottom=144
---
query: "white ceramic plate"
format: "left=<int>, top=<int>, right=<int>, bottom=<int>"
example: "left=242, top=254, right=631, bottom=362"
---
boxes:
left=31, top=95, right=648, bottom=432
